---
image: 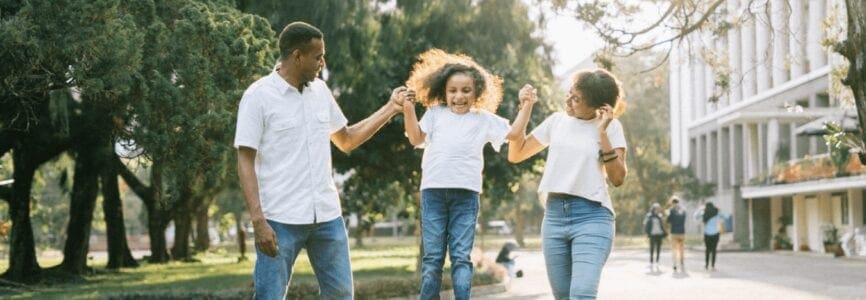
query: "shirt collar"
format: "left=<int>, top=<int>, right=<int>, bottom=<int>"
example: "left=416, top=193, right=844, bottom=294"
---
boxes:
left=268, top=71, right=302, bottom=95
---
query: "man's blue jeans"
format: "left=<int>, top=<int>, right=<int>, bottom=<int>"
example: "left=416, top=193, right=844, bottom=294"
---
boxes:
left=542, top=194, right=614, bottom=300
left=253, top=216, right=353, bottom=300
left=420, top=188, right=479, bottom=300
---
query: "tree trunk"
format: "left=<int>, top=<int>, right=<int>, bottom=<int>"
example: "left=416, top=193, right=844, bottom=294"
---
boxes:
left=514, top=211, right=526, bottom=247
left=839, top=1, right=866, bottom=163
left=2, top=152, right=41, bottom=283
left=58, top=147, right=100, bottom=275
left=193, top=196, right=214, bottom=252
left=354, top=220, right=366, bottom=248
left=115, top=158, right=171, bottom=263
left=101, top=154, right=139, bottom=269
left=235, top=213, right=248, bottom=260
left=171, top=186, right=196, bottom=261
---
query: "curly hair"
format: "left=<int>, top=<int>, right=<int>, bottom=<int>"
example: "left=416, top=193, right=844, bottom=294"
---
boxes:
left=405, top=49, right=503, bottom=112
left=571, top=68, right=627, bottom=116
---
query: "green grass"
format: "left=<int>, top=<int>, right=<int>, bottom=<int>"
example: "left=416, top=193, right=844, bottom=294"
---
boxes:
left=0, top=234, right=696, bottom=299
left=1, top=245, right=419, bottom=300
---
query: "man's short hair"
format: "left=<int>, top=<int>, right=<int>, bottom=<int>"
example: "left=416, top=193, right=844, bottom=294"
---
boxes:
left=671, top=197, right=680, bottom=204
left=278, top=22, right=323, bottom=60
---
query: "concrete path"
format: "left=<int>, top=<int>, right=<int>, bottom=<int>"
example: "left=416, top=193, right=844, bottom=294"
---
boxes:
left=479, top=248, right=866, bottom=299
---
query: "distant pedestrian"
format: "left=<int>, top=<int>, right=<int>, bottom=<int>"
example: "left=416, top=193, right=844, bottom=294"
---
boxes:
left=496, top=241, right=522, bottom=280
left=695, top=202, right=722, bottom=270
left=667, top=197, right=687, bottom=272
left=643, top=203, right=666, bottom=266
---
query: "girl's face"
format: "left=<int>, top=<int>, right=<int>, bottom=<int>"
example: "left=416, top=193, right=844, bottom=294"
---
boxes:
left=445, top=73, right=477, bottom=115
left=565, top=87, right=596, bottom=120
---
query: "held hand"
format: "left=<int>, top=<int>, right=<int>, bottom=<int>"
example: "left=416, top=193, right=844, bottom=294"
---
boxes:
left=402, top=90, right=417, bottom=110
left=389, top=86, right=408, bottom=113
left=253, top=220, right=279, bottom=257
left=596, top=104, right=614, bottom=131
left=518, top=84, right=538, bottom=110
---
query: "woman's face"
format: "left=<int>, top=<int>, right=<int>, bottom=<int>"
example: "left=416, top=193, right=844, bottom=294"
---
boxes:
left=565, top=87, right=595, bottom=119
left=445, top=72, right=477, bottom=115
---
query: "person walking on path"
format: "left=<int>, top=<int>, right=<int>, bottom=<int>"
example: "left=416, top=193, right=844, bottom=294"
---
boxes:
left=667, top=197, right=687, bottom=272
left=401, top=49, right=514, bottom=300
left=695, top=202, right=723, bottom=271
left=644, top=203, right=667, bottom=268
left=234, top=21, right=405, bottom=299
left=507, top=68, right=628, bottom=299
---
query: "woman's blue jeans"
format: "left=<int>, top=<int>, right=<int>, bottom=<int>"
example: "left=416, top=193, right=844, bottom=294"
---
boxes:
left=542, top=194, right=614, bottom=300
left=419, top=188, right=480, bottom=300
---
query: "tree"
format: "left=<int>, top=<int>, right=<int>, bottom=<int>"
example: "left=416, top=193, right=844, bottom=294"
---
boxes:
left=551, top=0, right=866, bottom=162
left=117, top=0, right=275, bottom=262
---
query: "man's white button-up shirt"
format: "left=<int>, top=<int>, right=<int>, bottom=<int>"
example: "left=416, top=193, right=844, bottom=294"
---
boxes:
left=234, top=71, right=348, bottom=224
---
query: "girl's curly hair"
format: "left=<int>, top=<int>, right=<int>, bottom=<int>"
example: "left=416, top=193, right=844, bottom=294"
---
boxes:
left=405, top=49, right=503, bottom=112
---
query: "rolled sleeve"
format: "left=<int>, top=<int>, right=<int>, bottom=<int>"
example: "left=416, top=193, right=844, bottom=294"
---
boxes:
left=234, top=92, right=263, bottom=150
left=607, top=119, right=627, bottom=150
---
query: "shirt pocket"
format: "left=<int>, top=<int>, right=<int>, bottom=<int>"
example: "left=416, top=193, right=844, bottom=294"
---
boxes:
left=315, top=111, right=331, bottom=132
left=272, top=118, right=302, bottom=146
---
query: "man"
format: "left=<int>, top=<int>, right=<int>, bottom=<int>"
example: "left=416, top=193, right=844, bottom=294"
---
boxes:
left=234, top=21, right=406, bottom=299
left=667, top=197, right=687, bottom=272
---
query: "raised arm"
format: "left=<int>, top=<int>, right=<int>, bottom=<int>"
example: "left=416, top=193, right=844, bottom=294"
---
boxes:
left=597, top=104, right=627, bottom=187
left=507, top=84, right=545, bottom=163
left=331, top=87, right=405, bottom=153
left=401, top=89, right=425, bottom=146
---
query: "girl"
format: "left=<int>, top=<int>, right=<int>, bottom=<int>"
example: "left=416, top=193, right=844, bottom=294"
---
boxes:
left=644, top=203, right=667, bottom=268
left=400, top=49, right=512, bottom=300
left=507, top=69, right=628, bottom=299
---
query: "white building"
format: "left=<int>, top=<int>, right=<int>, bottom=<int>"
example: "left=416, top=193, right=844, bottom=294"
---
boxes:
left=669, top=0, right=865, bottom=255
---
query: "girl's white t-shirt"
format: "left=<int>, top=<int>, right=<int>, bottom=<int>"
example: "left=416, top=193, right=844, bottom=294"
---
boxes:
left=418, top=105, right=510, bottom=193
left=530, top=112, right=627, bottom=215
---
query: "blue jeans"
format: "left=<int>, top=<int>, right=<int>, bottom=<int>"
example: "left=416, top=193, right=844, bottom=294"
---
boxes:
left=420, top=188, right=480, bottom=300
left=254, top=217, right=353, bottom=300
left=542, top=194, right=614, bottom=300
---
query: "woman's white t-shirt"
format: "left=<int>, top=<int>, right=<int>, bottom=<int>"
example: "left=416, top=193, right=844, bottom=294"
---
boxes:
left=418, top=105, right=510, bottom=193
left=530, top=112, right=627, bottom=215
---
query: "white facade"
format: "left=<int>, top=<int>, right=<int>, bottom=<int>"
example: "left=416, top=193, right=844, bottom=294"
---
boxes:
left=669, top=0, right=865, bottom=254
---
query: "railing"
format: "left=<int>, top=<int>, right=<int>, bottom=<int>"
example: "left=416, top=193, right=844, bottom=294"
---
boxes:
left=764, top=153, right=865, bottom=185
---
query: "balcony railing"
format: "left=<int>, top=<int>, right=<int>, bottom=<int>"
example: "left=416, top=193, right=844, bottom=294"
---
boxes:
left=757, top=153, right=866, bottom=186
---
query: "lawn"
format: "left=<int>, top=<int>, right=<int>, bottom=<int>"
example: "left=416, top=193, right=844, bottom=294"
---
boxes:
left=0, top=242, right=420, bottom=299
left=0, top=234, right=692, bottom=299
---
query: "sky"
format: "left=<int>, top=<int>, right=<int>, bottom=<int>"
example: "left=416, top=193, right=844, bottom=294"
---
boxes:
left=528, top=3, right=604, bottom=77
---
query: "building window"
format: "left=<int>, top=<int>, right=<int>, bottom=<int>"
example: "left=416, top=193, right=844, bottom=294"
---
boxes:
left=782, top=197, right=793, bottom=225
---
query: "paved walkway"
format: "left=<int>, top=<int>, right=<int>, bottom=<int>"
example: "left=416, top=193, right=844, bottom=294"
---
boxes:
left=480, top=248, right=866, bottom=299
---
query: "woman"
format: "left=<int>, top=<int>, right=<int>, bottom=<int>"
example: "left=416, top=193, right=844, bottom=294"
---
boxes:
left=644, top=203, right=667, bottom=267
left=507, top=69, right=627, bottom=299
left=699, top=202, right=722, bottom=270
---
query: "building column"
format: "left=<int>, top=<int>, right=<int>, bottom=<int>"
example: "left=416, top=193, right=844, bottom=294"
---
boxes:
left=729, top=124, right=740, bottom=185
left=755, top=1, right=771, bottom=93
left=767, top=119, right=780, bottom=171
left=771, top=0, right=790, bottom=86
left=670, top=49, right=682, bottom=165
left=697, top=58, right=707, bottom=117
left=727, top=0, right=742, bottom=103
left=745, top=124, right=760, bottom=181
left=806, top=0, right=827, bottom=71
left=680, top=55, right=693, bottom=167
left=789, top=122, right=799, bottom=159
left=792, top=197, right=802, bottom=251
left=719, top=128, right=730, bottom=189
left=741, top=11, right=757, bottom=99
left=789, top=0, right=807, bottom=77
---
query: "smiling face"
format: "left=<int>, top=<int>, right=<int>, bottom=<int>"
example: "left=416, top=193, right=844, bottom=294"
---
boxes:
left=445, top=72, right=477, bottom=114
left=564, top=87, right=596, bottom=120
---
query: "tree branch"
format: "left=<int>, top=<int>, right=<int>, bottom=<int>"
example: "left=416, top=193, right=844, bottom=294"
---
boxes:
left=114, top=156, right=154, bottom=203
